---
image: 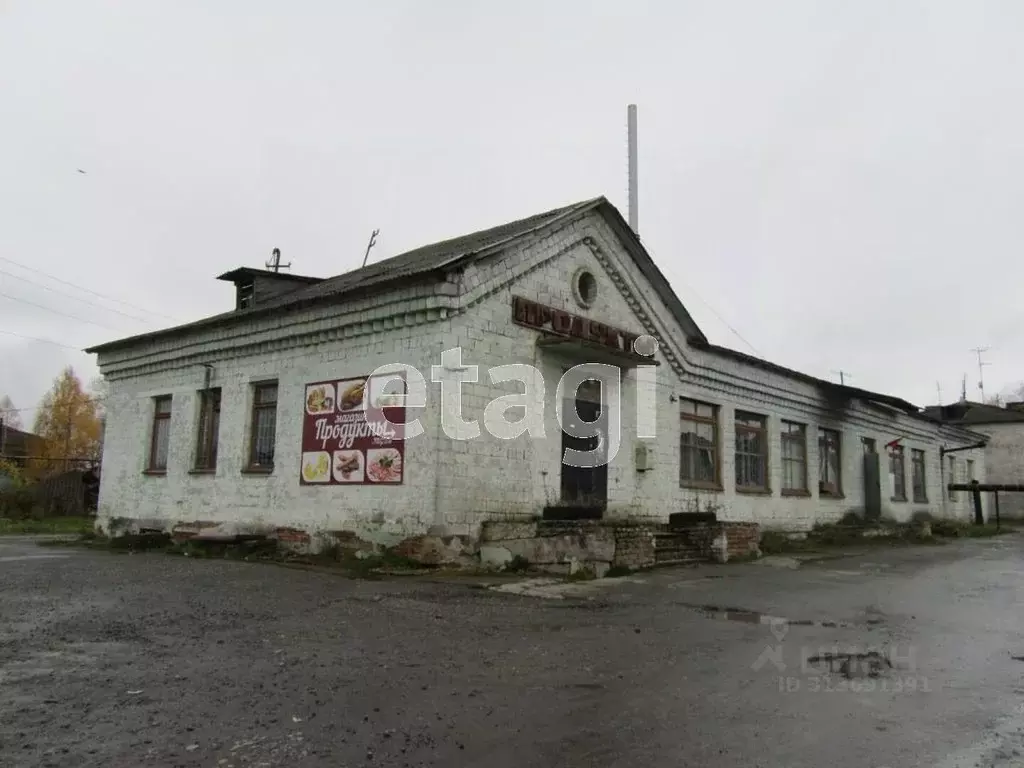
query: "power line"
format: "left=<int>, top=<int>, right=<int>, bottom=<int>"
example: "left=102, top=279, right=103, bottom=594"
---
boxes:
left=0, top=289, right=129, bottom=332
left=0, top=256, right=179, bottom=322
left=0, top=329, right=90, bottom=352
left=0, top=267, right=156, bottom=324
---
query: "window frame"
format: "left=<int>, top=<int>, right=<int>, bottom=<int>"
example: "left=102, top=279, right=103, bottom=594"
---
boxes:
left=246, top=381, right=278, bottom=473
left=679, top=399, right=721, bottom=490
left=193, top=388, right=222, bottom=472
left=734, top=410, right=770, bottom=493
left=889, top=445, right=907, bottom=501
left=147, top=395, right=173, bottom=474
left=818, top=428, right=843, bottom=497
left=911, top=449, right=927, bottom=503
left=781, top=420, right=808, bottom=495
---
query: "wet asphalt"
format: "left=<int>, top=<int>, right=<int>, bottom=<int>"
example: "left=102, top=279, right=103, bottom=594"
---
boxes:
left=2, top=534, right=1024, bottom=768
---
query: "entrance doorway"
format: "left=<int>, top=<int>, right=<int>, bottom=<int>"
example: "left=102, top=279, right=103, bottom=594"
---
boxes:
left=861, top=437, right=881, bottom=520
left=558, top=387, right=608, bottom=515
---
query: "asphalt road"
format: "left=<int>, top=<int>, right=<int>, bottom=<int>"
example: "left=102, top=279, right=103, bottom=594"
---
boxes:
left=2, top=534, right=1024, bottom=768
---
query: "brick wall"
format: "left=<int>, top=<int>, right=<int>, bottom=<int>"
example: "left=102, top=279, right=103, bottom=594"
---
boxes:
left=93, top=206, right=989, bottom=542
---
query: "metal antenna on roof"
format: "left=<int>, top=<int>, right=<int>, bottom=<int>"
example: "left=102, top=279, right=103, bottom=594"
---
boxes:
left=362, top=229, right=380, bottom=267
left=627, top=104, right=639, bottom=234
left=831, top=370, right=852, bottom=386
left=266, top=248, right=291, bottom=273
left=971, top=346, right=991, bottom=402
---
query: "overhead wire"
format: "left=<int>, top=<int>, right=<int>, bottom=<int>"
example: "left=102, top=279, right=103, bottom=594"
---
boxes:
left=0, top=255, right=180, bottom=323
left=0, top=267, right=156, bottom=325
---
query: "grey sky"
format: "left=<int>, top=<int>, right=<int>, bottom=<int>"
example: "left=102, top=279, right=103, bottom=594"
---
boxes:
left=3, top=0, right=1023, bottom=424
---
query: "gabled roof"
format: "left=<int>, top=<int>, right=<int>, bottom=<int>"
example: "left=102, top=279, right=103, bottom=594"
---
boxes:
left=85, top=196, right=707, bottom=353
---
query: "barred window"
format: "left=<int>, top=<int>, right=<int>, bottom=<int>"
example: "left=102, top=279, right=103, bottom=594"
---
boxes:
left=195, top=388, right=222, bottom=471
left=249, top=382, right=278, bottom=471
left=912, top=449, right=927, bottom=503
left=735, top=411, right=768, bottom=491
left=890, top=446, right=907, bottom=501
left=818, top=428, right=842, bottom=495
left=149, top=396, right=172, bottom=472
left=680, top=399, right=719, bottom=488
left=781, top=421, right=807, bottom=492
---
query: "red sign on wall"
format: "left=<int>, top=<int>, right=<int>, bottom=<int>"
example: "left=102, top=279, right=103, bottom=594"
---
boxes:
left=300, top=373, right=406, bottom=485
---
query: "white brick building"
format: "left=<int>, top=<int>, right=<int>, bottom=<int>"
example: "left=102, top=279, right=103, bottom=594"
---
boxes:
left=924, top=401, right=1024, bottom=518
left=87, top=197, right=987, bottom=545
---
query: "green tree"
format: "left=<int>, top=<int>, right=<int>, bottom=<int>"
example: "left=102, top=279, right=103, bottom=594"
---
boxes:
left=32, top=367, right=103, bottom=472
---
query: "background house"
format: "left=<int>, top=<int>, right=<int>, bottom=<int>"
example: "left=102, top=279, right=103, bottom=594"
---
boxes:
left=0, top=423, right=49, bottom=482
left=924, top=401, right=1024, bottom=518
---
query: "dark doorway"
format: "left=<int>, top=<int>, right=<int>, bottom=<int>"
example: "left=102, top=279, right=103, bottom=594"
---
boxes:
left=862, top=439, right=881, bottom=520
left=559, top=396, right=608, bottom=512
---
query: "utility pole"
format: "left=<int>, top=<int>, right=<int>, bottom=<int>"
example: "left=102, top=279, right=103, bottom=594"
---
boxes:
left=832, top=370, right=852, bottom=386
left=362, top=229, right=380, bottom=267
left=265, top=247, right=290, bottom=273
left=970, top=347, right=991, bottom=402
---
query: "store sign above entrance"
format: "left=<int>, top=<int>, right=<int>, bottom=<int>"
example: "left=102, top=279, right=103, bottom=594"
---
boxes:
left=512, top=296, right=640, bottom=354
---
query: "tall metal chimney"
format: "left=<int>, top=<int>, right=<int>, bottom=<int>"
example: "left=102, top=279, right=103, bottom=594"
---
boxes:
left=627, top=104, right=639, bottom=234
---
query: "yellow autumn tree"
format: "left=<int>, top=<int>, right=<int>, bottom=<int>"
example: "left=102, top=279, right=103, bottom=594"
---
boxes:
left=31, top=367, right=103, bottom=474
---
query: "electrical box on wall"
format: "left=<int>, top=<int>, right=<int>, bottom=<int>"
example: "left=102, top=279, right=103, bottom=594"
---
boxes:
left=635, top=442, right=652, bottom=472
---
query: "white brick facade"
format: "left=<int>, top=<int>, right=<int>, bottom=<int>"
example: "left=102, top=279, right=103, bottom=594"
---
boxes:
left=964, top=422, right=1024, bottom=518
left=92, top=205, right=988, bottom=543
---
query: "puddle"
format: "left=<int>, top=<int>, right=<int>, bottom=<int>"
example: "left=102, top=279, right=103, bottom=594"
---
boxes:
left=682, top=603, right=861, bottom=629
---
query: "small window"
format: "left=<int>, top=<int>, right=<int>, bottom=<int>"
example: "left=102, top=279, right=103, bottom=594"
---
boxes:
left=248, top=382, right=278, bottom=471
left=862, top=437, right=876, bottom=455
left=890, top=445, right=907, bottom=501
left=735, top=411, right=769, bottom=492
left=680, top=399, right=719, bottom=488
left=781, top=421, right=807, bottom=493
left=818, top=428, right=842, bottom=496
left=149, top=395, right=172, bottom=472
left=195, top=388, right=222, bottom=471
left=967, top=459, right=976, bottom=483
left=911, top=449, right=927, bottom=503
left=573, top=269, right=597, bottom=308
left=948, top=456, right=957, bottom=500
left=238, top=282, right=255, bottom=310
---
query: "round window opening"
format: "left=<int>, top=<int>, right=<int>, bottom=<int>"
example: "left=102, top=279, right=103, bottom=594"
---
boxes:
left=574, top=270, right=598, bottom=307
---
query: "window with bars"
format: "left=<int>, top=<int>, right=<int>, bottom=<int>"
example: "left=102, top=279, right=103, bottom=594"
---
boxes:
left=149, top=395, right=172, bottom=472
left=248, top=382, right=278, bottom=471
left=818, top=428, right=842, bottom=496
left=194, top=388, right=221, bottom=471
left=679, top=399, right=719, bottom=488
left=734, top=411, right=768, bottom=492
left=781, top=421, right=807, bottom=493
left=912, top=449, right=927, bottom=503
left=890, top=445, right=907, bottom=501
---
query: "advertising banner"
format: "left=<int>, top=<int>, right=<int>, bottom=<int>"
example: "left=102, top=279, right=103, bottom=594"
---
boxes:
left=300, top=373, right=406, bottom=485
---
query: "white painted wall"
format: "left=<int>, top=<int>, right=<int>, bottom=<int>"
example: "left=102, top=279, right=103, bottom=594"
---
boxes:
left=93, top=209, right=988, bottom=540
left=966, top=422, right=1024, bottom=518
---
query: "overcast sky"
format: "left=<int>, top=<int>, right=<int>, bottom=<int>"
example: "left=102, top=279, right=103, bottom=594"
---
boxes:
left=2, top=0, right=1023, bottom=425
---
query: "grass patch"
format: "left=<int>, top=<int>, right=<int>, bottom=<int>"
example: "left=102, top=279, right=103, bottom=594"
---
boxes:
left=0, top=516, right=96, bottom=536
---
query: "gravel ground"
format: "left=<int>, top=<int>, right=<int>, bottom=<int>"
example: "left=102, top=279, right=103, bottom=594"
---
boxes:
left=3, top=534, right=1024, bottom=768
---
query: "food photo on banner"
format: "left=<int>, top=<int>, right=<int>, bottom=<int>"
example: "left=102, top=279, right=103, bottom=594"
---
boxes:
left=300, top=372, right=407, bottom=485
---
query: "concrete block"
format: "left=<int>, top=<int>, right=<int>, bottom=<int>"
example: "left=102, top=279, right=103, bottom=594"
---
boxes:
left=480, top=544, right=514, bottom=568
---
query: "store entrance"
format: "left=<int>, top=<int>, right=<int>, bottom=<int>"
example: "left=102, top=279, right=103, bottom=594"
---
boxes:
left=558, top=382, right=608, bottom=516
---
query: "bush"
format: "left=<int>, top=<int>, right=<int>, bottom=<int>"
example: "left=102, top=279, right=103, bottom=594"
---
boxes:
left=838, top=511, right=865, bottom=527
left=0, top=487, right=36, bottom=520
left=505, top=555, right=531, bottom=573
left=931, top=519, right=970, bottom=538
